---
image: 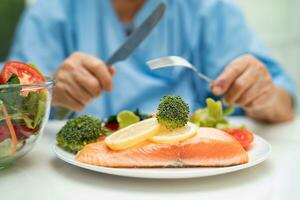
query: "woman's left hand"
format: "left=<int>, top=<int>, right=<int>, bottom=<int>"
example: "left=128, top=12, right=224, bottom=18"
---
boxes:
left=211, top=54, right=293, bottom=122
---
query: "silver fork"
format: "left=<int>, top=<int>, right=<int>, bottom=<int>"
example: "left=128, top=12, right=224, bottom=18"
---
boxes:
left=147, top=56, right=236, bottom=108
left=146, top=56, right=213, bottom=84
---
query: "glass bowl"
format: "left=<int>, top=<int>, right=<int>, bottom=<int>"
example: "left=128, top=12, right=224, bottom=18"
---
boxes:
left=0, top=77, right=54, bottom=169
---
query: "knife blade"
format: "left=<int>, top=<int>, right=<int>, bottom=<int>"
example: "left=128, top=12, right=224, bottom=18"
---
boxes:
left=106, top=2, right=166, bottom=66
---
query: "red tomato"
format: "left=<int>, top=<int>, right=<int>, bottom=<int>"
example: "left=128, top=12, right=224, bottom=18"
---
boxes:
left=0, top=124, right=39, bottom=143
left=223, top=128, right=254, bottom=149
left=104, top=121, right=119, bottom=131
left=0, top=61, right=45, bottom=84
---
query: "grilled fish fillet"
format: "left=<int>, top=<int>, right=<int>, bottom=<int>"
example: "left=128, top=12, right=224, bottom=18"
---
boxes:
left=76, top=128, right=248, bottom=167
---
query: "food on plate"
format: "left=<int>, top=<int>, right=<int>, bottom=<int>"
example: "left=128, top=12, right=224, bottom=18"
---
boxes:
left=56, top=115, right=107, bottom=153
left=104, top=96, right=192, bottom=150
left=56, top=95, right=255, bottom=168
left=76, top=127, right=248, bottom=167
left=223, top=128, right=254, bottom=149
left=149, top=122, right=197, bottom=143
left=104, top=109, right=151, bottom=131
left=190, top=98, right=253, bottom=149
left=190, top=98, right=234, bottom=128
left=117, top=110, right=140, bottom=129
left=0, top=61, right=48, bottom=157
left=157, top=96, right=189, bottom=129
left=105, top=118, right=160, bottom=150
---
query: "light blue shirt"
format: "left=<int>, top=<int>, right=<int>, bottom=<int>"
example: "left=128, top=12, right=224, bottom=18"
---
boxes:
left=8, top=0, right=296, bottom=118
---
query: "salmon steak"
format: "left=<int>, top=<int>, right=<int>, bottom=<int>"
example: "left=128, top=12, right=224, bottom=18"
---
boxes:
left=76, top=128, right=248, bottom=168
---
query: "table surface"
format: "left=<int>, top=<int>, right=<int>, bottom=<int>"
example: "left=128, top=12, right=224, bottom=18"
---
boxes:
left=1, top=117, right=300, bottom=200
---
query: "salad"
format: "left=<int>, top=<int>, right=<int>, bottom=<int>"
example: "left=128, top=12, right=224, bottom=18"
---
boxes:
left=0, top=61, right=48, bottom=158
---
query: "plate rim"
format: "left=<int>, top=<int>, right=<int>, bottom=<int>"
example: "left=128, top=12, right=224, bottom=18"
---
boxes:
left=53, top=134, right=272, bottom=179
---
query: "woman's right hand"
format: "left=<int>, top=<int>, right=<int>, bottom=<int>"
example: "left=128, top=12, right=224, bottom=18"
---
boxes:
left=52, top=52, right=115, bottom=111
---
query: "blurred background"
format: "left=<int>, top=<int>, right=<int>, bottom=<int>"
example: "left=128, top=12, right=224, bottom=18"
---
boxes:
left=0, top=0, right=299, bottom=109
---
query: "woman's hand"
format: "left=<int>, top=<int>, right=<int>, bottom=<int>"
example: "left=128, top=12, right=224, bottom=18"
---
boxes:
left=211, top=54, right=294, bottom=122
left=52, top=52, right=115, bottom=112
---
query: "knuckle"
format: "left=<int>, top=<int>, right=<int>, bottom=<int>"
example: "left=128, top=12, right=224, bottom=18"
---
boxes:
left=244, top=54, right=255, bottom=61
left=84, top=56, right=103, bottom=69
left=71, top=51, right=85, bottom=58
left=82, top=94, right=92, bottom=103
left=73, top=71, right=85, bottom=82
left=94, top=87, right=101, bottom=96
left=62, top=60, right=75, bottom=71
left=264, top=75, right=272, bottom=84
left=103, top=76, right=112, bottom=88
left=229, top=65, right=241, bottom=74
left=86, top=79, right=101, bottom=95
left=257, top=64, right=266, bottom=72
left=87, top=78, right=99, bottom=89
left=54, top=82, right=64, bottom=91
left=234, top=79, right=244, bottom=91
left=55, top=72, right=65, bottom=82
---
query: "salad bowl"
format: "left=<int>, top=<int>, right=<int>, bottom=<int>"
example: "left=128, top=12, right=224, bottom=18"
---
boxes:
left=0, top=76, right=54, bottom=169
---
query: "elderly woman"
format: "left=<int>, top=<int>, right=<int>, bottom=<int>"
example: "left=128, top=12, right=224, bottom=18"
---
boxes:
left=8, top=0, right=296, bottom=122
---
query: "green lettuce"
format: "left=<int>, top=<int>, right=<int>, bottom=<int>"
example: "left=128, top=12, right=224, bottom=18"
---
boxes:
left=190, top=98, right=234, bottom=128
left=0, top=74, right=47, bottom=129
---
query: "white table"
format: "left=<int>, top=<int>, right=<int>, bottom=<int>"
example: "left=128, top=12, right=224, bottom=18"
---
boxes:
left=1, top=117, right=300, bottom=200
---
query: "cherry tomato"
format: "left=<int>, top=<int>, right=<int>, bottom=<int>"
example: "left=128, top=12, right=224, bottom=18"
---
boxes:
left=223, top=128, right=254, bottom=149
left=0, top=61, right=45, bottom=84
left=104, top=121, right=119, bottom=131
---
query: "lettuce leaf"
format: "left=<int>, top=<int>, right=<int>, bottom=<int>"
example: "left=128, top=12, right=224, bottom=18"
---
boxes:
left=0, top=74, right=47, bottom=129
left=190, top=98, right=234, bottom=128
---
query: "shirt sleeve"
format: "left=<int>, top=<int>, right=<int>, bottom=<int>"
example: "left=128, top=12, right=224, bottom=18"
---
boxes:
left=7, top=0, right=73, bottom=75
left=199, top=0, right=297, bottom=110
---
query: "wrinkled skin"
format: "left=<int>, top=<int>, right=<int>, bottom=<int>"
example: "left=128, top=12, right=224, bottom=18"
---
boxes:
left=211, top=54, right=293, bottom=123
left=52, top=52, right=115, bottom=112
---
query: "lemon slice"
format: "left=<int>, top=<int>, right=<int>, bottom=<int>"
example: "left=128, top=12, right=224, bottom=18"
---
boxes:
left=149, top=122, right=197, bottom=143
left=105, top=118, right=159, bottom=150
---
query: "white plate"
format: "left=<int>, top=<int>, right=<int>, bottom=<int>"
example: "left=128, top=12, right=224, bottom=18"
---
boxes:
left=54, top=134, right=271, bottom=179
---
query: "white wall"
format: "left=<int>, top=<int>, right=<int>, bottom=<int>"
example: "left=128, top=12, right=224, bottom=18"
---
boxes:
left=237, top=0, right=300, bottom=108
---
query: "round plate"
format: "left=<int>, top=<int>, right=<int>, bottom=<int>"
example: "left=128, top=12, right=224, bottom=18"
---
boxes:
left=54, top=134, right=271, bottom=179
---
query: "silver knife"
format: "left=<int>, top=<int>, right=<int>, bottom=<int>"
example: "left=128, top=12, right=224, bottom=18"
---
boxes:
left=106, top=2, right=166, bottom=66
left=55, top=2, right=166, bottom=120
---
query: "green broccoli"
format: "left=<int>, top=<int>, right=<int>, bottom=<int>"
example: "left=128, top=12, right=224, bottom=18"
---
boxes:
left=56, top=115, right=106, bottom=153
left=157, top=96, right=189, bottom=129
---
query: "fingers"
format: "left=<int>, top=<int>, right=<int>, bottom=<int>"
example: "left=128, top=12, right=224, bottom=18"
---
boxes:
left=52, top=82, right=84, bottom=112
left=243, top=86, right=274, bottom=110
left=211, top=54, right=275, bottom=111
left=52, top=52, right=116, bottom=112
left=61, top=70, right=93, bottom=105
left=223, top=67, right=256, bottom=104
left=236, top=82, right=273, bottom=107
left=82, top=56, right=113, bottom=91
left=212, top=55, right=251, bottom=96
left=74, top=67, right=102, bottom=97
left=109, top=66, right=116, bottom=76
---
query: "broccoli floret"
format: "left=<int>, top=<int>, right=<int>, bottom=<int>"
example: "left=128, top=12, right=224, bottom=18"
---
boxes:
left=56, top=115, right=105, bottom=153
left=157, top=96, right=189, bottom=129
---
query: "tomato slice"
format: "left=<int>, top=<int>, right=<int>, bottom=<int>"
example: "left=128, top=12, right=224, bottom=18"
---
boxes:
left=223, top=128, right=254, bottom=150
left=0, top=61, right=45, bottom=84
